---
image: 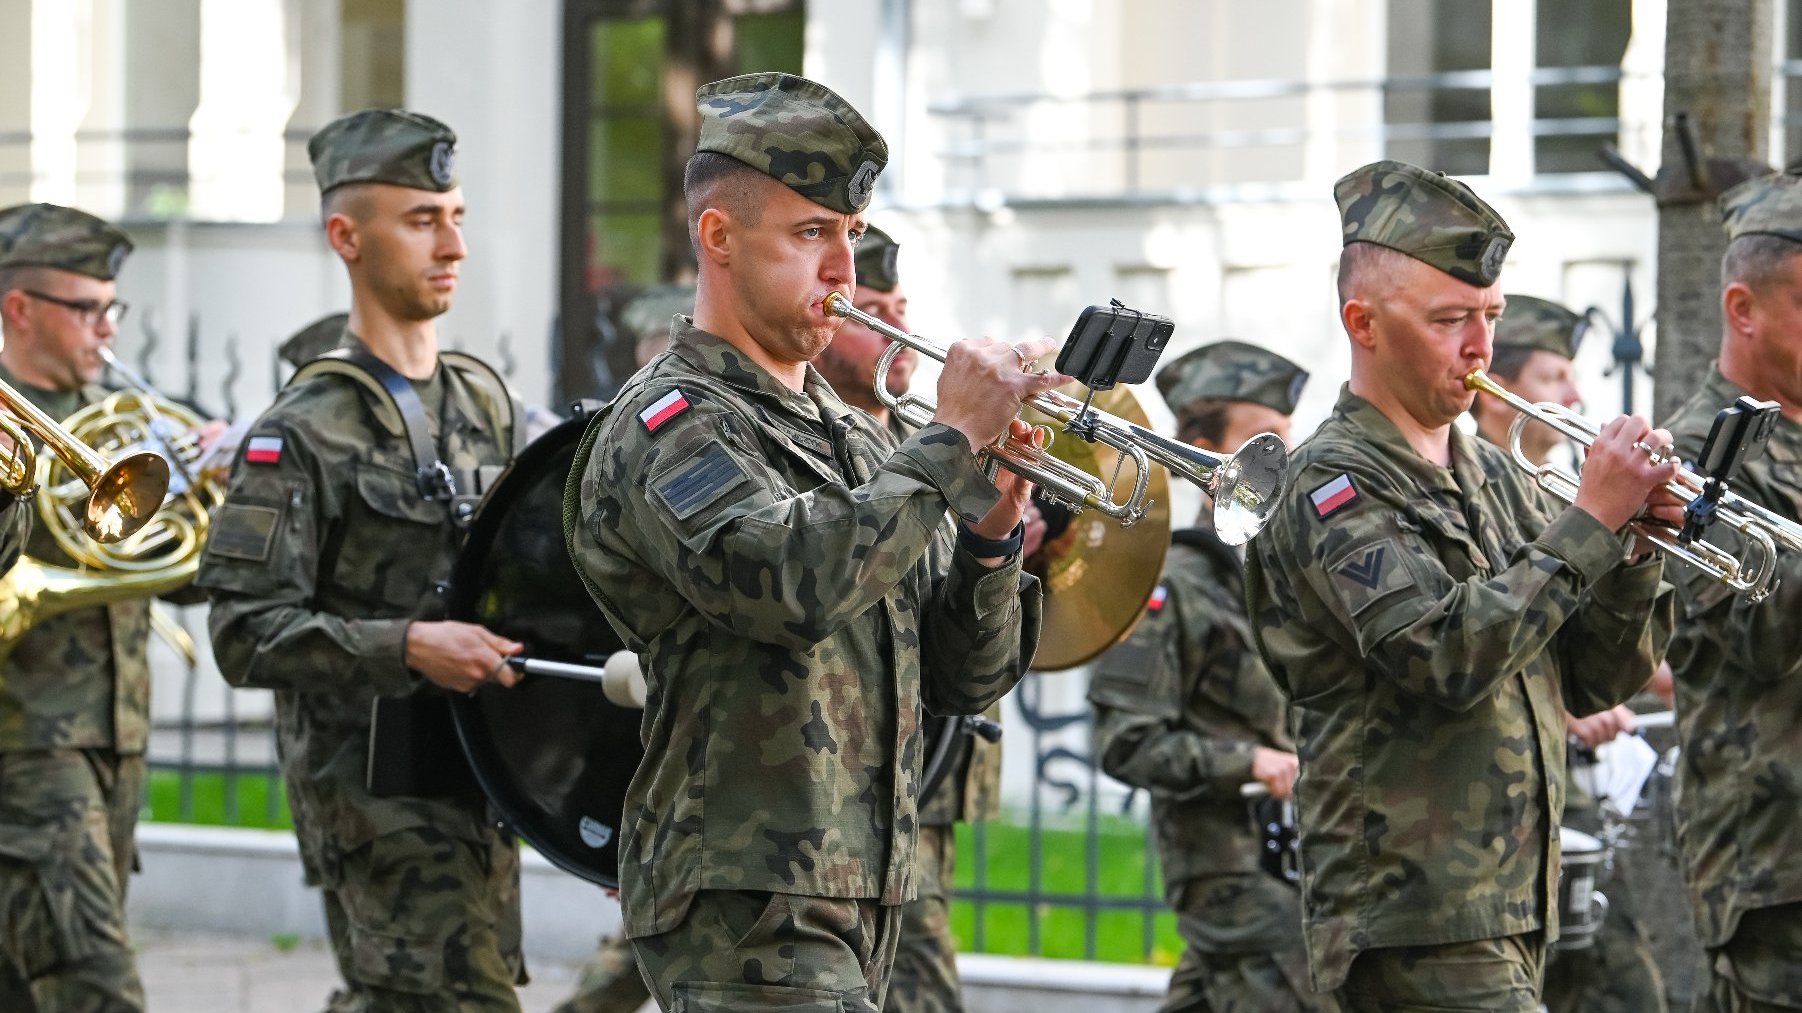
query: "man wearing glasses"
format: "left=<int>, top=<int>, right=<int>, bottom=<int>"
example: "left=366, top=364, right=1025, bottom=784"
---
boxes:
left=0, top=202, right=157, bottom=1011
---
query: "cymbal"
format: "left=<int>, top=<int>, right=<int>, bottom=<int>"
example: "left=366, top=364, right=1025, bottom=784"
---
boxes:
left=1020, top=384, right=1170, bottom=671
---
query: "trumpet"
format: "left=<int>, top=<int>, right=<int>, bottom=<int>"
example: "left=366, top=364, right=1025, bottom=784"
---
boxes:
left=0, top=372, right=168, bottom=544
left=823, top=292, right=1290, bottom=543
left=1465, top=369, right=1802, bottom=601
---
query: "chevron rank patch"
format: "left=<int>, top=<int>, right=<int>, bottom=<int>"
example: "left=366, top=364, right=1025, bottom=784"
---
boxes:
left=1310, top=473, right=1359, bottom=519
left=640, top=389, right=691, bottom=433
left=245, top=435, right=284, bottom=465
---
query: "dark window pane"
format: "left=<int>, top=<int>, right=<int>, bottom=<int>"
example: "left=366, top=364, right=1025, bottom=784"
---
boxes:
left=591, top=17, right=664, bottom=107
left=735, top=11, right=806, bottom=74
left=1385, top=0, right=1491, bottom=176
left=588, top=211, right=662, bottom=289
left=589, top=116, right=663, bottom=204
left=1535, top=0, right=1629, bottom=174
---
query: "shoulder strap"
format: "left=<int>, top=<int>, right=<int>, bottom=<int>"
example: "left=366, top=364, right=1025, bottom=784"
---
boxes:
left=288, top=349, right=455, bottom=501
left=440, top=350, right=527, bottom=457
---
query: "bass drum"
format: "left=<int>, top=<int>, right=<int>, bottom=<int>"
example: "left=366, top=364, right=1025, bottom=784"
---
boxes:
left=444, top=410, right=642, bottom=888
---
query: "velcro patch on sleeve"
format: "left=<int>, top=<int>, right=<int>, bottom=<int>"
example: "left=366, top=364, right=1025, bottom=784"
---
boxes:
left=651, top=443, right=749, bottom=521
left=1146, top=585, right=1169, bottom=612
left=1309, top=473, right=1359, bottom=519
left=244, top=435, right=284, bottom=465
left=206, top=503, right=284, bottom=562
left=639, top=389, right=692, bottom=433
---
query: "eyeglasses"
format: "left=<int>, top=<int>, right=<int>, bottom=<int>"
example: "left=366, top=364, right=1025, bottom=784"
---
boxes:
left=22, top=290, right=129, bottom=328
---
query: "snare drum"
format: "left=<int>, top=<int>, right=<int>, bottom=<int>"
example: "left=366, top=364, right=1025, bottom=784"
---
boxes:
left=1555, top=826, right=1611, bottom=950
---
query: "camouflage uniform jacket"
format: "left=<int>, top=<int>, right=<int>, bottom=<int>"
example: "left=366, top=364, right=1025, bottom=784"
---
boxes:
left=1664, top=365, right=1802, bottom=948
left=197, top=335, right=514, bottom=884
left=1244, top=385, right=1671, bottom=992
left=1089, top=515, right=1290, bottom=884
left=882, top=412, right=1004, bottom=830
left=0, top=366, right=152, bottom=753
left=566, top=317, right=1041, bottom=937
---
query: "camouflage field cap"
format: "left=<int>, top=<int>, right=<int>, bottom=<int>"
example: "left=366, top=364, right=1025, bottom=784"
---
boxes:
left=1334, top=159, right=1514, bottom=287
left=620, top=283, right=696, bottom=345
left=0, top=203, right=133, bottom=280
left=695, top=73, right=888, bottom=215
left=1155, top=340, right=1308, bottom=416
left=278, top=312, right=349, bottom=368
left=1720, top=172, right=1802, bottom=244
left=854, top=224, right=901, bottom=292
left=308, top=109, right=458, bottom=195
left=1494, top=294, right=1584, bottom=361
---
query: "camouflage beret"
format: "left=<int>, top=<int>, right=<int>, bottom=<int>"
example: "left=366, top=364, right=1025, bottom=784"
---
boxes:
left=1334, top=159, right=1514, bottom=287
left=278, top=312, right=349, bottom=369
left=695, top=73, right=888, bottom=215
left=1155, top=340, right=1308, bottom=417
left=308, top=109, right=458, bottom=195
left=0, top=203, right=133, bottom=280
left=854, top=224, right=901, bottom=292
left=1720, top=172, right=1802, bottom=244
left=619, top=284, right=696, bottom=345
left=1494, top=294, right=1584, bottom=362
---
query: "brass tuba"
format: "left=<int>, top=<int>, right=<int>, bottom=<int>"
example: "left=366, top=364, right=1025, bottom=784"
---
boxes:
left=37, top=347, right=221, bottom=571
left=0, top=349, right=219, bottom=664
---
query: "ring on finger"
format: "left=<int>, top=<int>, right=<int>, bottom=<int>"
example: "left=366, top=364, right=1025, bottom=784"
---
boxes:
left=1009, top=345, right=1031, bottom=371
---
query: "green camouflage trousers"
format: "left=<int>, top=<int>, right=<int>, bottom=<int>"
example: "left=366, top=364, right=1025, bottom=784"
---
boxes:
left=1338, top=933, right=1545, bottom=1013
left=552, top=933, right=650, bottom=1013
left=887, top=824, right=964, bottom=1013
left=1161, top=873, right=1338, bottom=1013
left=630, top=890, right=902, bottom=1012
left=1700, top=902, right=1802, bottom=1012
left=320, top=825, right=525, bottom=1013
left=0, top=748, right=146, bottom=1013
left=1540, top=906, right=1666, bottom=1013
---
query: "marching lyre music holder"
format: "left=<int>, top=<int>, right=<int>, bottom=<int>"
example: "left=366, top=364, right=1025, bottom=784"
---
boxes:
left=1679, top=396, right=1781, bottom=546
left=1053, top=298, right=1176, bottom=443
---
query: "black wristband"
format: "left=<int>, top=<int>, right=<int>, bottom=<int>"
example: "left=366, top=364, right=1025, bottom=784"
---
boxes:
left=958, top=520, right=1024, bottom=558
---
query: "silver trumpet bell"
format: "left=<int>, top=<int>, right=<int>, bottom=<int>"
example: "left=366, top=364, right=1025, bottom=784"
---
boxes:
left=1466, top=368, right=1802, bottom=601
left=823, top=292, right=1290, bottom=543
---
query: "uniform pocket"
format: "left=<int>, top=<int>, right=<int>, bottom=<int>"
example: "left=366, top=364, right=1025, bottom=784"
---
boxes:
left=671, top=980, right=847, bottom=1012
left=330, top=464, right=449, bottom=608
left=345, top=922, right=446, bottom=995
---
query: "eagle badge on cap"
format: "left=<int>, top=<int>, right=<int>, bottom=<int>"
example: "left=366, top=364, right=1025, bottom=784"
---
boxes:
left=848, top=160, right=880, bottom=211
left=429, top=141, right=456, bottom=187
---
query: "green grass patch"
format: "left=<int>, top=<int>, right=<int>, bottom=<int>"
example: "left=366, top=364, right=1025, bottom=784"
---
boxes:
left=145, top=769, right=292, bottom=829
left=950, top=814, right=1183, bottom=965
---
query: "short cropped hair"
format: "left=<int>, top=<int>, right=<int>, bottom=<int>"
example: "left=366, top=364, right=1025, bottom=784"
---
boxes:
left=684, top=152, right=767, bottom=256
left=320, top=182, right=376, bottom=227
left=1336, top=242, right=1412, bottom=307
left=1722, top=233, right=1802, bottom=292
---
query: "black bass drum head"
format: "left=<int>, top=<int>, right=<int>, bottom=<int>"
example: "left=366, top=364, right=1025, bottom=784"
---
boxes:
left=445, top=411, right=641, bottom=888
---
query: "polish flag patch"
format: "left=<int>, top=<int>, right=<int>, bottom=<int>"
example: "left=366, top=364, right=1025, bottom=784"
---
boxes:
left=639, top=389, right=691, bottom=433
left=1310, top=473, right=1359, bottom=519
left=1146, top=585, right=1168, bottom=613
left=244, top=436, right=283, bottom=465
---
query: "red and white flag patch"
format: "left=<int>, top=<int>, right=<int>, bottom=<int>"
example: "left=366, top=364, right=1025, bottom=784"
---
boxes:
left=1310, top=473, right=1359, bottom=519
left=244, top=435, right=283, bottom=465
left=1146, top=585, right=1169, bottom=613
left=639, top=389, right=691, bottom=433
